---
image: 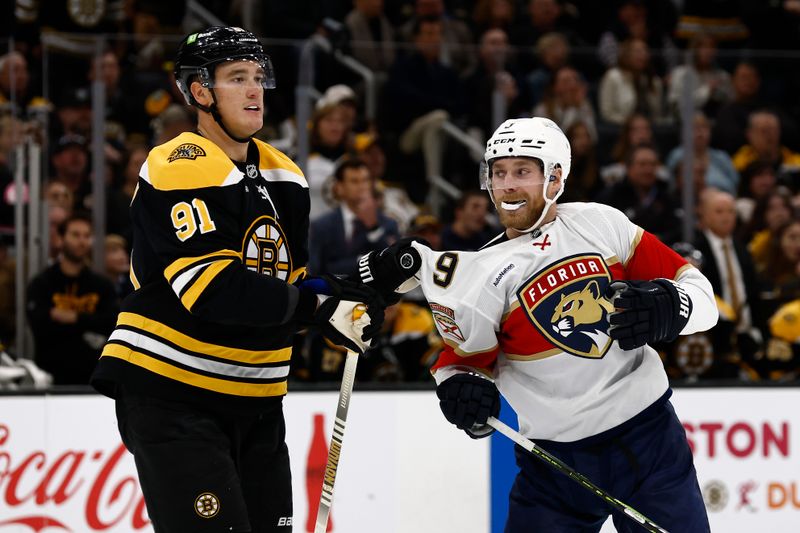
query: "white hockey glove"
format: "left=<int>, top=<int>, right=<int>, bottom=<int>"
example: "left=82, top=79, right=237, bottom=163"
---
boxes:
left=317, top=297, right=373, bottom=353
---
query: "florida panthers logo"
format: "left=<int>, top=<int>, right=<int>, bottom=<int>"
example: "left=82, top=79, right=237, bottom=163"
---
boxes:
left=242, top=216, right=292, bottom=280
left=518, top=254, right=613, bottom=358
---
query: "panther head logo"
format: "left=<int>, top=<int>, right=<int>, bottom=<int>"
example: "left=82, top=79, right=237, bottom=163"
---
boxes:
left=551, top=280, right=614, bottom=337
left=518, top=254, right=614, bottom=359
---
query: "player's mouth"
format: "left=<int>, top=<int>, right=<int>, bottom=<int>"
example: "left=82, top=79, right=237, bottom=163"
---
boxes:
left=500, top=199, right=527, bottom=211
left=244, top=105, right=261, bottom=112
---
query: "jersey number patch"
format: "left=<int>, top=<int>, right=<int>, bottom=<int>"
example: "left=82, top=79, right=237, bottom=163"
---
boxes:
left=171, top=199, right=217, bottom=241
left=433, top=252, right=459, bottom=288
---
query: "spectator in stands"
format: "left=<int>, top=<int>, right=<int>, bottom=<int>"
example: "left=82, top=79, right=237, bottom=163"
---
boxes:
left=308, top=158, right=399, bottom=277
left=747, top=187, right=797, bottom=274
left=509, top=0, right=580, bottom=72
left=666, top=112, right=738, bottom=195
left=533, top=66, right=597, bottom=142
left=712, top=62, right=763, bottom=154
left=757, top=216, right=800, bottom=312
left=151, top=104, right=195, bottom=145
left=120, top=145, right=147, bottom=206
left=344, top=0, right=396, bottom=73
left=306, top=100, right=354, bottom=219
left=0, top=51, right=48, bottom=118
left=667, top=34, right=733, bottom=118
left=53, top=86, right=92, bottom=139
left=408, top=213, right=443, bottom=250
left=399, top=0, right=476, bottom=77
left=441, top=190, right=496, bottom=251
left=693, top=188, right=763, bottom=368
left=104, top=233, right=133, bottom=301
left=464, top=28, right=524, bottom=143
left=731, top=110, right=800, bottom=177
left=595, top=144, right=680, bottom=244
left=26, top=212, right=118, bottom=385
left=87, top=49, right=128, bottom=141
left=598, top=38, right=666, bottom=126
left=386, top=16, right=463, bottom=189
left=561, top=121, right=600, bottom=201
left=524, top=32, right=571, bottom=107
left=50, top=134, right=90, bottom=211
left=596, top=0, right=678, bottom=76
left=600, top=113, right=668, bottom=185
left=472, top=0, right=515, bottom=36
left=736, top=161, right=778, bottom=225
left=44, top=180, right=74, bottom=214
left=0, top=115, right=24, bottom=231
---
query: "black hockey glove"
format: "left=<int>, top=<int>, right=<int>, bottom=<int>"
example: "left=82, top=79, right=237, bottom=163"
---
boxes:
left=357, top=237, right=427, bottom=304
left=296, top=275, right=386, bottom=353
left=436, top=373, right=500, bottom=439
left=606, top=279, right=692, bottom=351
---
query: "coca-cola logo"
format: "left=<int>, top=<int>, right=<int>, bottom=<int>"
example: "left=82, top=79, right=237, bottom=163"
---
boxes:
left=0, top=423, right=150, bottom=531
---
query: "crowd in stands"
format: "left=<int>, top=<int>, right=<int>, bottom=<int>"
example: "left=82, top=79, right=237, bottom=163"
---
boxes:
left=2, top=0, right=800, bottom=386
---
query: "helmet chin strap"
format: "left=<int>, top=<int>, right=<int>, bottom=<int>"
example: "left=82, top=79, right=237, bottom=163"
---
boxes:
left=195, top=88, right=256, bottom=144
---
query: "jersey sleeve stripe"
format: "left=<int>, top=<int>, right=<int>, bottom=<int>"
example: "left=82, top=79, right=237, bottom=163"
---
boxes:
left=288, top=266, right=307, bottom=284
left=259, top=168, right=309, bottom=188
left=623, top=227, right=645, bottom=267
left=107, top=330, right=290, bottom=380
left=129, top=250, right=141, bottom=290
left=101, top=343, right=288, bottom=397
left=171, top=262, right=212, bottom=297
left=114, top=312, right=292, bottom=364
left=164, top=249, right=242, bottom=282
left=181, top=259, right=234, bottom=311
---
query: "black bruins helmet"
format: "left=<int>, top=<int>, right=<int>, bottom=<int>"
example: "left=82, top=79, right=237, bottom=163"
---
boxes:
left=174, top=26, right=275, bottom=141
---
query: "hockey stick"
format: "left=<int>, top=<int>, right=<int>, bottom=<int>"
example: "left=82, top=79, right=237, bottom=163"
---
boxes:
left=486, top=417, right=669, bottom=533
left=313, top=306, right=365, bottom=533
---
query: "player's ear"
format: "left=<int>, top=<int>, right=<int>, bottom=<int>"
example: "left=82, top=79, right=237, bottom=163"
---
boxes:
left=190, top=80, right=211, bottom=107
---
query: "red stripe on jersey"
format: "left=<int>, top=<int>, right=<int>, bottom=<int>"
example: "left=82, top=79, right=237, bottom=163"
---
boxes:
left=609, top=262, right=626, bottom=281
left=499, top=306, right=556, bottom=355
left=624, top=231, right=688, bottom=281
left=432, top=344, right=499, bottom=374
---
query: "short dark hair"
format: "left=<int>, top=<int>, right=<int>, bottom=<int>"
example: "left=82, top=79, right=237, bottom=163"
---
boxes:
left=455, top=189, right=488, bottom=211
left=412, top=15, right=442, bottom=37
left=625, top=143, right=659, bottom=167
left=57, top=211, right=92, bottom=238
left=333, top=157, right=369, bottom=182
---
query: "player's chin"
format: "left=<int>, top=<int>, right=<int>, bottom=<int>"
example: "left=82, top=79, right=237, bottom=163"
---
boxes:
left=498, top=206, right=536, bottom=230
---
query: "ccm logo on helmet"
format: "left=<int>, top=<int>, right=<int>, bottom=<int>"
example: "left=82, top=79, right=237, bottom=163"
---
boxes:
left=493, top=138, right=515, bottom=145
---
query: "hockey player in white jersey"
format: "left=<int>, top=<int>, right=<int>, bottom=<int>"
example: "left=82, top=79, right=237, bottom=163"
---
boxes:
left=360, top=117, right=717, bottom=532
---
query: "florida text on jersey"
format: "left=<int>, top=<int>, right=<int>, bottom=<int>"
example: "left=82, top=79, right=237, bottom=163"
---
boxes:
left=92, top=132, right=310, bottom=407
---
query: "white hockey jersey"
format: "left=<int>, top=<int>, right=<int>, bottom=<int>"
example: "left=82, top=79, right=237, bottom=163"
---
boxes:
left=414, top=203, right=717, bottom=442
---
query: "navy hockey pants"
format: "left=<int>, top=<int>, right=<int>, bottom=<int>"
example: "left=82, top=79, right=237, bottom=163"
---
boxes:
left=505, top=400, right=710, bottom=532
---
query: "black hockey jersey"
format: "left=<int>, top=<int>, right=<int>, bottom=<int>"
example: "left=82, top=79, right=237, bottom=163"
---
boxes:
left=91, top=132, right=310, bottom=409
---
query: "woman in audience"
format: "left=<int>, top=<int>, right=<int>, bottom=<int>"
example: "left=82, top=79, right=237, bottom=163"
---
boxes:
left=561, top=121, right=600, bottom=201
left=747, top=187, right=796, bottom=270
left=533, top=66, right=597, bottom=142
left=667, top=33, right=733, bottom=118
left=600, top=112, right=668, bottom=185
left=598, top=38, right=666, bottom=126
left=757, top=216, right=800, bottom=309
left=306, top=102, right=354, bottom=218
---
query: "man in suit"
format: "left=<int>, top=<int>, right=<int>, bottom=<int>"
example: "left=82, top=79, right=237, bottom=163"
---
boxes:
left=308, top=158, right=400, bottom=277
left=693, top=188, right=763, bottom=375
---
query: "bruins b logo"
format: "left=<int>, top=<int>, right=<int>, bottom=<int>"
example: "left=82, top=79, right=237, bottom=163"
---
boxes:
left=518, top=254, right=613, bottom=358
left=242, top=216, right=292, bottom=280
left=168, top=143, right=207, bottom=162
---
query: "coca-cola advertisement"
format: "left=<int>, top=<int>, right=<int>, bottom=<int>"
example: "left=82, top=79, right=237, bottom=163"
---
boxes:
left=0, top=392, right=489, bottom=533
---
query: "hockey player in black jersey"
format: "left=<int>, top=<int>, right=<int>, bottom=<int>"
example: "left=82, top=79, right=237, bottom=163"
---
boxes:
left=91, top=26, right=385, bottom=532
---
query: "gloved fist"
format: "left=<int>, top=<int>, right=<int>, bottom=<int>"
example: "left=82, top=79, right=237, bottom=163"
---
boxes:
left=606, top=278, right=692, bottom=351
left=436, top=372, right=500, bottom=439
left=299, top=275, right=386, bottom=352
left=358, top=237, right=427, bottom=303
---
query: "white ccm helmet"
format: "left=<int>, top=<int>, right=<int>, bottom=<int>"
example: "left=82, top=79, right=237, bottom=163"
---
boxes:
left=480, top=117, right=571, bottom=234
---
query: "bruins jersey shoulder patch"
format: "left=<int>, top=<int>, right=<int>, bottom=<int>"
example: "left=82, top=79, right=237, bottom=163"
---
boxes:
left=168, top=143, right=207, bottom=163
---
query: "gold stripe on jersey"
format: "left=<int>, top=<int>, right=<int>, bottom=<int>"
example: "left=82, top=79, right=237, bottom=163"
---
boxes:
left=129, top=250, right=141, bottom=290
left=605, top=255, right=620, bottom=267
left=164, top=249, right=243, bottom=283
left=505, top=348, right=561, bottom=361
left=181, top=259, right=234, bottom=310
left=623, top=227, right=645, bottom=267
left=502, top=300, right=521, bottom=322
left=288, top=267, right=307, bottom=284
left=143, top=132, right=240, bottom=191
left=674, top=263, right=694, bottom=280
left=441, top=336, right=500, bottom=358
left=253, top=138, right=307, bottom=185
left=101, top=343, right=287, bottom=397
left=115, top=312, right=292, bottom=365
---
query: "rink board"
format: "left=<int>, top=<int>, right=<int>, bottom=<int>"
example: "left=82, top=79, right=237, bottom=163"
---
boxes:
left=0, top=388, right=797, bottom=532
